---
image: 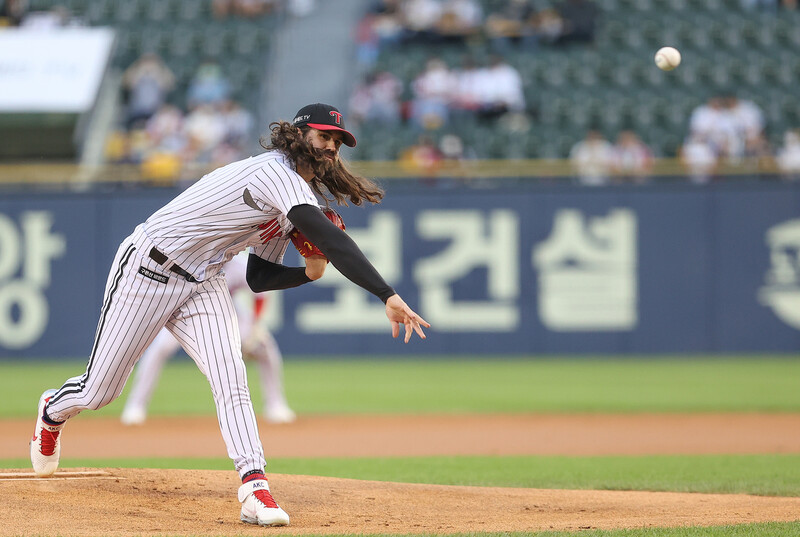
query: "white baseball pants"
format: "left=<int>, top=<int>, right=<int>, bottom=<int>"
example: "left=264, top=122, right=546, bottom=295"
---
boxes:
left=45, top=226, right=266, bottom=477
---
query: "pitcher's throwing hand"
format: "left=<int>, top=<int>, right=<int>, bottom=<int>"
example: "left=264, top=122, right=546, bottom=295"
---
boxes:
left=385, top=294, right=430, bottom=343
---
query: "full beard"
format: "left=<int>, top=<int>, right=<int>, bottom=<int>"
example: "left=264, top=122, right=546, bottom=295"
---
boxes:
left=308, top=146, right=337, bottom=179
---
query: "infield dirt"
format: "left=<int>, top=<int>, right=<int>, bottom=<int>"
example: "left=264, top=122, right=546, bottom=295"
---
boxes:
left=2, top=413, right=800, bottom=536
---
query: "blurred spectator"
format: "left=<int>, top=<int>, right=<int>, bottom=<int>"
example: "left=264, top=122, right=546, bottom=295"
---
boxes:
left=553, top=0, right=599, bottom=45
left=219, top=99, right=255, bottom=153
left=569, top=130, right=614, bottom=186
left=743, top=131, right=773, bottom=171
left=724, top=93, right=766, bottom=158
left=440, top=133, right=478, bottom=185
left=485, top=0, right=540, bottom=51
left=349, top=80, right=376, bottom=126
left=611, top=130, right=654, bottom=183
left=776, top=129, right=800, bottom=180
left=349, top=71, right=404, bottom=126
left=475, top=54, right=525, bottom=122
left=122, top=53, right=176, bottom=129
left=450, top=55, right=483, bottom=116
left=0, top=0, right=27, bottom=27
left=187, top=60, right=231, bottom=109
left=126, top=128, right=153, bottom=165
left=213, top=0, right=279, bottom=18
left=399, top=134, right=444, bottom=178
left=354, top=13, right=382, bottom=69
left=369, top=0, right=406, bottom=48
left=20, top=6, right=82, bottom=29
left=213, top=0, right=234, bottom=17
left=688, top=95, right=740, bottom=162
left=437, top=0, right=483, bottom=43
left=105, top=130, right=136, bottom=165
left=534, top=8, right=568, bottom=45
left=183, top=104, right=228, bottom=164
left=287, top=0, right=316, bottom=17
left=438, top=133, right=473, bottom=160
left=146, top=104, right=187, bottom=155
left=108, top=97, right=255, bottom=173
left=679, top=134, right=718, bottom=184
left=497, top=111, right=533, bottom=159
left=410, top=57, right=455, bottom=129
left=688, top=93, right=766, bottom=165
left=401, top=0, right=443, bottom=43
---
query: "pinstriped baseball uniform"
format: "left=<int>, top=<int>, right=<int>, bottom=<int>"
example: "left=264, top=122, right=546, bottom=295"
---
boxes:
left=46, top=151, right=317, bottom=478
left=121, top=254, right=294, bottom=424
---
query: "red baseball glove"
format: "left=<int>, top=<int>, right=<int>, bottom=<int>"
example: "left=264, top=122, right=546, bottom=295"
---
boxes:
left=290, top=208, right=346, bottom=258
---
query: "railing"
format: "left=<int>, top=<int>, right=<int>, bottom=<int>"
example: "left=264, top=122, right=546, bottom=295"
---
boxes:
left=0, top=158, right=788, bottom=189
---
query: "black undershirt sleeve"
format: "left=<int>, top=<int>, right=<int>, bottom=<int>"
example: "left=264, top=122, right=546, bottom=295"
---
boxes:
left=287, top=204, right=397, bottom=303
left=246, top=254, right=311, bottom=292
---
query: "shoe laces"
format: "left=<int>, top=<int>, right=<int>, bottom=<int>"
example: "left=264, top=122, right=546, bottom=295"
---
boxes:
left=39, top=428, right=60, bottom=456
left=253, top=489, right=279, bottom=509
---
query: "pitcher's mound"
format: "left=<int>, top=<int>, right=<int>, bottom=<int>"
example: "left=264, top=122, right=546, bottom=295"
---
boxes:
left=2, top=468, right=799, bottom=536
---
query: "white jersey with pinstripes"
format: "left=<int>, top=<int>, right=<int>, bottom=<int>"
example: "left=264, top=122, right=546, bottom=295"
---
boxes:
left=43, top=150, right=319, bottom=481
left=143, top=150, right=319, bottom=280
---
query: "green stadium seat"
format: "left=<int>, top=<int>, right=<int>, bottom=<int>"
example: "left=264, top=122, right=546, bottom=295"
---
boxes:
left=64, top=0, right=89, bottom=14
left=112, top=0, right=143, bottom=23
left=594, top=0, right=620, bottom=11
left=144, top=0, right=174, bottom=22
left=176, top=0, right=205, bottom=22
left=84, top=0, right=112, bottom=25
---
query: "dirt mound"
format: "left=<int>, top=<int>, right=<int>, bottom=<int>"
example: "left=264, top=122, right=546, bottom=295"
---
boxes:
left=2, top=468, right=800, bottom=536
left=5, top=414, right=800, bottom=535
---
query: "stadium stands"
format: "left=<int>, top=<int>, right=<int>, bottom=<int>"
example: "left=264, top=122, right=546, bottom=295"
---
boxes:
left=348, top=0, right=800, bottom=161
left=8, top=0, right=800, bottom=172
left=26, top=0, right=277, bottom=112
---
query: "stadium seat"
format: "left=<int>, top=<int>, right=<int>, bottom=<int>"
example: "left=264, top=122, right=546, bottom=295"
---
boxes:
left=144, top=0, right=174, bottom=22
left=360, top=0, right=796, bottom=159
left=112, top=0, right=142, bottom=24
left=83, top=0, right=112, bottom=25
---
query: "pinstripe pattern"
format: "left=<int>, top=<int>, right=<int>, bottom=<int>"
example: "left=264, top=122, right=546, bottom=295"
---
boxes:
left=121, top=255, right=293, bottom=423
left=143, top=151, right=318, bottom=280
left=43, top=150, right=319, bottom=479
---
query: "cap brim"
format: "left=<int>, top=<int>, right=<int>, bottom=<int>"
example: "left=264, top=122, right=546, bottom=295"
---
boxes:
left=307, top=123, right=357, bottom=147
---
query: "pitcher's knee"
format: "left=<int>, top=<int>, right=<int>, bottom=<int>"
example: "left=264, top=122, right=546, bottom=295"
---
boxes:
left=84, top=391, right=121, bottom=411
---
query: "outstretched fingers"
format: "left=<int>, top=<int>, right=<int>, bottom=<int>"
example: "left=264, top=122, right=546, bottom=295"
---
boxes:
left=403, top=309, right=430, bottom=343
left=385, top=294, right=430, bottom=343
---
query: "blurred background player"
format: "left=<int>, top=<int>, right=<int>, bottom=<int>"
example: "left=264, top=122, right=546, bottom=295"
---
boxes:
left=120, top=253, right=296, bottom=425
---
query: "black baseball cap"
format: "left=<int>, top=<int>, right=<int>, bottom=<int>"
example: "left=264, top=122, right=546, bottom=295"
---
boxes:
left=291, top=103, right=357, bottom=147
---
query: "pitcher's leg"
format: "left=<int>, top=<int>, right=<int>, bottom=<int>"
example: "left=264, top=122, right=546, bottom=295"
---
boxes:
left=168, top=276, right=266, bottom=478
left=46, top=244, right=189, bottom=421
left=32, top=242, right=190, bottom=476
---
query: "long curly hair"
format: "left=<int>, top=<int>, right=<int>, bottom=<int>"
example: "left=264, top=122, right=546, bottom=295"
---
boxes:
left=260, top=121, right=384, bottom=206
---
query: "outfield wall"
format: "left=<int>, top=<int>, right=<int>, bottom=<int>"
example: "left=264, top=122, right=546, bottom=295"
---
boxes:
left=1, top=181, right=799, bottom=358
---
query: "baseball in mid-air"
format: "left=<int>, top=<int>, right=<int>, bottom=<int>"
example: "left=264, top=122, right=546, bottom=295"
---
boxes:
left=655, top=46, right=681, bottom=71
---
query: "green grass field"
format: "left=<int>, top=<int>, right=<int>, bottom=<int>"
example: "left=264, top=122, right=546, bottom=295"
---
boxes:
left=2, top=355, right=799, bottom=537
left=3, top=355, right=800, bottom=418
